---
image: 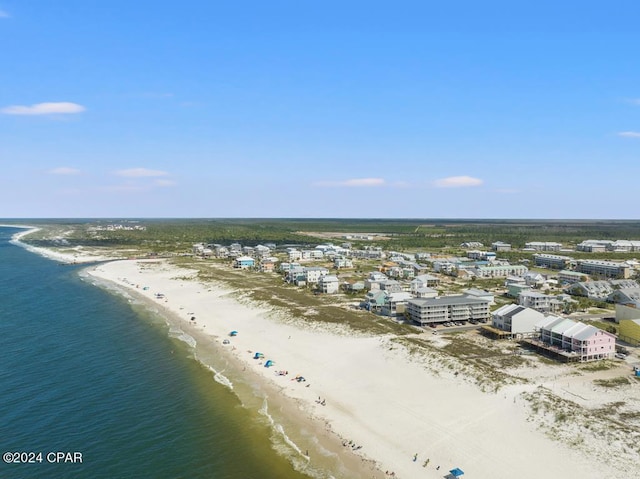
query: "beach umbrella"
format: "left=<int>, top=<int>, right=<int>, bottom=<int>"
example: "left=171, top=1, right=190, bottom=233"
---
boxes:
left=230, top=331, right=238, bottom=336
left=449, top=467, right=464, bottom=477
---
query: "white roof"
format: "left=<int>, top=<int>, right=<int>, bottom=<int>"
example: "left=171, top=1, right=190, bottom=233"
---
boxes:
left=550, top=318, right=578, bottom=335
left=321, top=275, right=339, bottom=282
left=535, top=315, right=565, bottom=330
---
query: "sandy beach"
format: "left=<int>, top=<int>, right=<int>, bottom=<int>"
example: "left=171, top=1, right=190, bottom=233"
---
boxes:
left=9, top=227, right=118, bottom=264
left=76, top=257, right=638, bottom=479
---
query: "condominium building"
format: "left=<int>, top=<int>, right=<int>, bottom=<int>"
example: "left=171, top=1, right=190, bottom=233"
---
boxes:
left=533, top=254, right=574, bottom=270
left=576, top=260, right=632, bottom=279
left=491, top=241, right=512, bottom=252
left=406, top=296, right=490, bottom=326
left=557, top=270, right=589, bottom=284
left=576, top=240, right=613, bottom=253
left=473, top=264, right=528, bottom=278
left=525, top=242, right=563, bottom=251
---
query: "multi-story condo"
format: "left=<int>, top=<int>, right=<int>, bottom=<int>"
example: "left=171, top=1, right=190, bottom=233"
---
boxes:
left=533, top=254, right=574, bottom=270
left=406, top=296, right=490, bottom=326
left=467, top=250, right=497, bottom=261
left=611, top=240, right=640, bottom=252
left=576, top=260, right=632, bottom=279
left=472, top=264, right=528, bottom=278
left=577, top=239, right=640, bottom=253
left=557, top=270, right=589, bottom=284
left=491, top=241, right=511, bottom=252
left=576, top=240, right=613, bottom=253
left=525, top=242, right=563, bottom=251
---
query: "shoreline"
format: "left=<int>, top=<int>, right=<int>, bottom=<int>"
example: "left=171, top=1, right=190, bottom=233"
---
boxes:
left=9, top=226, right=122, bottom=264
left=84, top=259, right=383, bottom=479
left=84, top=258, right=630, bottom=479
left=8, top=228, right=637, bottom=479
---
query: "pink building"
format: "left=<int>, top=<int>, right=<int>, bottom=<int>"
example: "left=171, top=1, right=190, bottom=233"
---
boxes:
left=537, top=316, right=615, bottom=361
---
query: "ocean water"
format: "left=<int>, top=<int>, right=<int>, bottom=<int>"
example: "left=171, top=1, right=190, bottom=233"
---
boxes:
left=0, top=227, right=313, bottom=479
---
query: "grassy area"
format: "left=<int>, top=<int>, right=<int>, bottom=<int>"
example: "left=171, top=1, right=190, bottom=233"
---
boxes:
left=396, top=332, right=530, bottom=392
left=578, top=360, right=618, bottom=372
left=593, top=376, right=632, bottom=388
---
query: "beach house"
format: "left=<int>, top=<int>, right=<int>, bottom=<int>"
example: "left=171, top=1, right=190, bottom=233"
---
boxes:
left=318, top=275, right=340, bottom=294
left=534, top=316, right=615, bottom=361
left=491, top=304, right=545, bottom=337
left=233, top=256, right=255, bottom=269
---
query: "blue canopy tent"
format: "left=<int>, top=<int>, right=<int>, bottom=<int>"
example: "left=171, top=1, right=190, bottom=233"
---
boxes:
left=449, top=468, right=464, bottom=477
left=264, top=360, right=274, bottom=367
left=253, top=352, right=264, bottom=359
left=229, top=331, right=238, bottom=336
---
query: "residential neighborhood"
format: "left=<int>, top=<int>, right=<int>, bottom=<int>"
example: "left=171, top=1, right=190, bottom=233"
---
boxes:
left=191, top=234, right=640, bottom=362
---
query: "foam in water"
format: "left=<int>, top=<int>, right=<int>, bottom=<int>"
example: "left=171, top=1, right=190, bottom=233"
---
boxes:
left=168, top=329, right=197, bottom=349
left=259, top=398, right=308, bottom=461
left=211, top=368, right=234, bottom=390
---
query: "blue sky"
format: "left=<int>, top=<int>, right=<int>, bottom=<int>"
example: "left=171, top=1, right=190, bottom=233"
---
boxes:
left=1, top=1, right=639, bottom=218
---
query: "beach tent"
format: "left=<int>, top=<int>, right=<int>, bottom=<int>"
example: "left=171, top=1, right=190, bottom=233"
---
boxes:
left=264, top=360, right=274, bottom=367
left=230, top=331, right=238, bottom=336
left=449, top=467, right=464, bottom=477
left=253, top=352, right=264, bottom=359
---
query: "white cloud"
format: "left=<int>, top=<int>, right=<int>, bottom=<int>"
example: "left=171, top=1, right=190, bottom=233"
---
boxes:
left=99, top=184, right=149, bottom=193
left=314, top=177, right=385, bottom=187
left=1, top=102, right=86, bottom=115
left=114, top=168, right=170, bottom=178
left=618, top=131, right=640, bottom=138
left=433, top=175, right=483, bottom=188
left=0, top=9, right=10, bottom=18
left=49, top=167, right=81, bottom=175
left=154, top=179, right=176, bottom=187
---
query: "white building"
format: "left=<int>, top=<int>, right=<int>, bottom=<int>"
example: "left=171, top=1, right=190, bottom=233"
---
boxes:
left=406, top=296, right=490, bottom=325
left=318, top=275, right=339, bottom=294
left=473, top=264, right=528, bottom=278
left=492, top=304, right=545, bottom=335
left=576, top=260, right=632, bottom=279
left=525, top=242, right=563, bottom=251
left=304, top=267, right=329, bottom=284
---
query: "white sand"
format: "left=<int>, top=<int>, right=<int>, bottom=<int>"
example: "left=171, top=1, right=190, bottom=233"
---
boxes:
left=10, top=227, right=122, bottom=263
left=82, top=258, right=637, bottom=479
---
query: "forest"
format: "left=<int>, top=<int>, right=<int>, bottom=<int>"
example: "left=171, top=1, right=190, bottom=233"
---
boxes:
left=10, top=218, right=640, bottom=255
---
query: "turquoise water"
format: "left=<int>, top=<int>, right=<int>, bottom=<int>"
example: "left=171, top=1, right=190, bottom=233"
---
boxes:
left=0, top=227, right=312, bottom=479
